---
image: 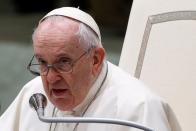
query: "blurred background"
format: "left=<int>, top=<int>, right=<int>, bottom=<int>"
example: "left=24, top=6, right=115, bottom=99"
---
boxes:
left=0, top=0, right=133, bottom=115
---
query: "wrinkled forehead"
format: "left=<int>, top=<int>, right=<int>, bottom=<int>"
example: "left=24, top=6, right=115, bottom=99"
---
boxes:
left=33, top=16, right=82, bottom=47
left=33, top=17, right=83, bottom=52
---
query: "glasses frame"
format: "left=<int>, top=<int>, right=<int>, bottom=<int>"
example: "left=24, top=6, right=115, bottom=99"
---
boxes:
left=27, top=47, right=94, bottom=76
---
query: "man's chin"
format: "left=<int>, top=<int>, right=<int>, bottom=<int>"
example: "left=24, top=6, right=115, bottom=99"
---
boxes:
left=51, top=98, right=74, bottom=111
left=55, top=103, right=74, bottom=111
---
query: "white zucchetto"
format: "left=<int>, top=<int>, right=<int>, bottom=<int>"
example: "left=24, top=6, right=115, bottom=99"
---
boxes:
left=39, top=7, right=101, bottom=41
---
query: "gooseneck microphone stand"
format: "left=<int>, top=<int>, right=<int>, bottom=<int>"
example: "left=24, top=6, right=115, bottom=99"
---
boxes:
left=29, top=93, right=154, bottom=131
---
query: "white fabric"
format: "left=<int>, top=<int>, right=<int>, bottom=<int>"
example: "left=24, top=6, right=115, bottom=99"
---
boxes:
left=40, top=7, right=101, bottom=41
left=0, top=61, right=181, bottom=131
left=119, top=0, right=196, bottom=130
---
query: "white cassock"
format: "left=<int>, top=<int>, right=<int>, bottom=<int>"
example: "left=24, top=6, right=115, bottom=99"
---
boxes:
left=0, top=61, right=181, bottom=131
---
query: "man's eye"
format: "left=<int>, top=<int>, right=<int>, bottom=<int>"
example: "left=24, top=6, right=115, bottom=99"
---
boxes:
left=38, top=59, right=47, bottom=65
left=59, top=58, right=71, bottom=64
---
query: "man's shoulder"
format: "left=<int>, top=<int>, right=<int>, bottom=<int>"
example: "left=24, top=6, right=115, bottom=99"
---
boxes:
left=107, top=61, right=150, bottom=94
left=106, top=61, right=165, bottom=109
left=107, top=61, right=140, bottom=84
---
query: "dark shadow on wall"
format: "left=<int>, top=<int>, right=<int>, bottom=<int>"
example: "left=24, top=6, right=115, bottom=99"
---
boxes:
left=12, top=0, right=133, bottom=36
left=12, top=0, right=56, bottom=13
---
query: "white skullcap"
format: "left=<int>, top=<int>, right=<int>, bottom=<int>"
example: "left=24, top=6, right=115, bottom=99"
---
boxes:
left=40, top=7, right=101, bottom=41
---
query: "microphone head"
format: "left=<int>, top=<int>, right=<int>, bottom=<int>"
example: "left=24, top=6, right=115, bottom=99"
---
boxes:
left=29, top=93, right=47, bottom=111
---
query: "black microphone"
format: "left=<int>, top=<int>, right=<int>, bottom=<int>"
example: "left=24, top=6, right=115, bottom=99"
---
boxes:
left=29, top=93, right=154, bottom=131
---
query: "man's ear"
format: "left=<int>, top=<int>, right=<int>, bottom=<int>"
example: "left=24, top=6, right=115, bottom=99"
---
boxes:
left=92, top=47, right=105, bottom=75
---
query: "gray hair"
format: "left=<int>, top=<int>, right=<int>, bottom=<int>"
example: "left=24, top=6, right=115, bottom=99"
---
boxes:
left=32, top=16, right=102, bottom=50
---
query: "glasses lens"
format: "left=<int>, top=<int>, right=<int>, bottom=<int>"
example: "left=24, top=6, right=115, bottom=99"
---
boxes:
left=30, top=64, right=49, bottom=76
left=30, top=64, right=40, bottom=73
left=56, top=62, right=72, bottom=73
left=28, top=56, right=48, bottom=76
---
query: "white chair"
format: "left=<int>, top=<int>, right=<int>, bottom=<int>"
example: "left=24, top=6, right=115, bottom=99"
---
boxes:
left=119, top=0, right=196, bottom=131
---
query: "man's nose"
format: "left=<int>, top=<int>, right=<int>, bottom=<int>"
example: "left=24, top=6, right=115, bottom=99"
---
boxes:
left=46, top=67, right=61, bottom=84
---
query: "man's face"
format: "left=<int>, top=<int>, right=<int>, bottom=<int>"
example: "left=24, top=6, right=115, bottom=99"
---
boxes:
left=33, top=18, right=96, bottom=111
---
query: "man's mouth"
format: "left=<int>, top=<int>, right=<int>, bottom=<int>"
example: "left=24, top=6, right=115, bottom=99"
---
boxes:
left=51, top=89, right=69, bottom=98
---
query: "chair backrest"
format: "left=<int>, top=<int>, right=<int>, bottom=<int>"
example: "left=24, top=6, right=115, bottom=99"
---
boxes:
left=119, top=0, right=196, bottom=131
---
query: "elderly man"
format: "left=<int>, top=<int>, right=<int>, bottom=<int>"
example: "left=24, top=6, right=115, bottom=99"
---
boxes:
left=0, top=7, right=181, bottom=131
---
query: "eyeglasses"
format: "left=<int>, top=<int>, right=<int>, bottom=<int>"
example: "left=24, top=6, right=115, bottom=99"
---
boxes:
left=27, top=47, right=93, bottom=76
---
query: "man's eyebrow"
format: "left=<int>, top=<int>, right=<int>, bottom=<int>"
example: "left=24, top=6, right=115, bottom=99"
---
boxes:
left=34, top=53, right=72, bottom=58
left=56, top=53, right=72, bottom=58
